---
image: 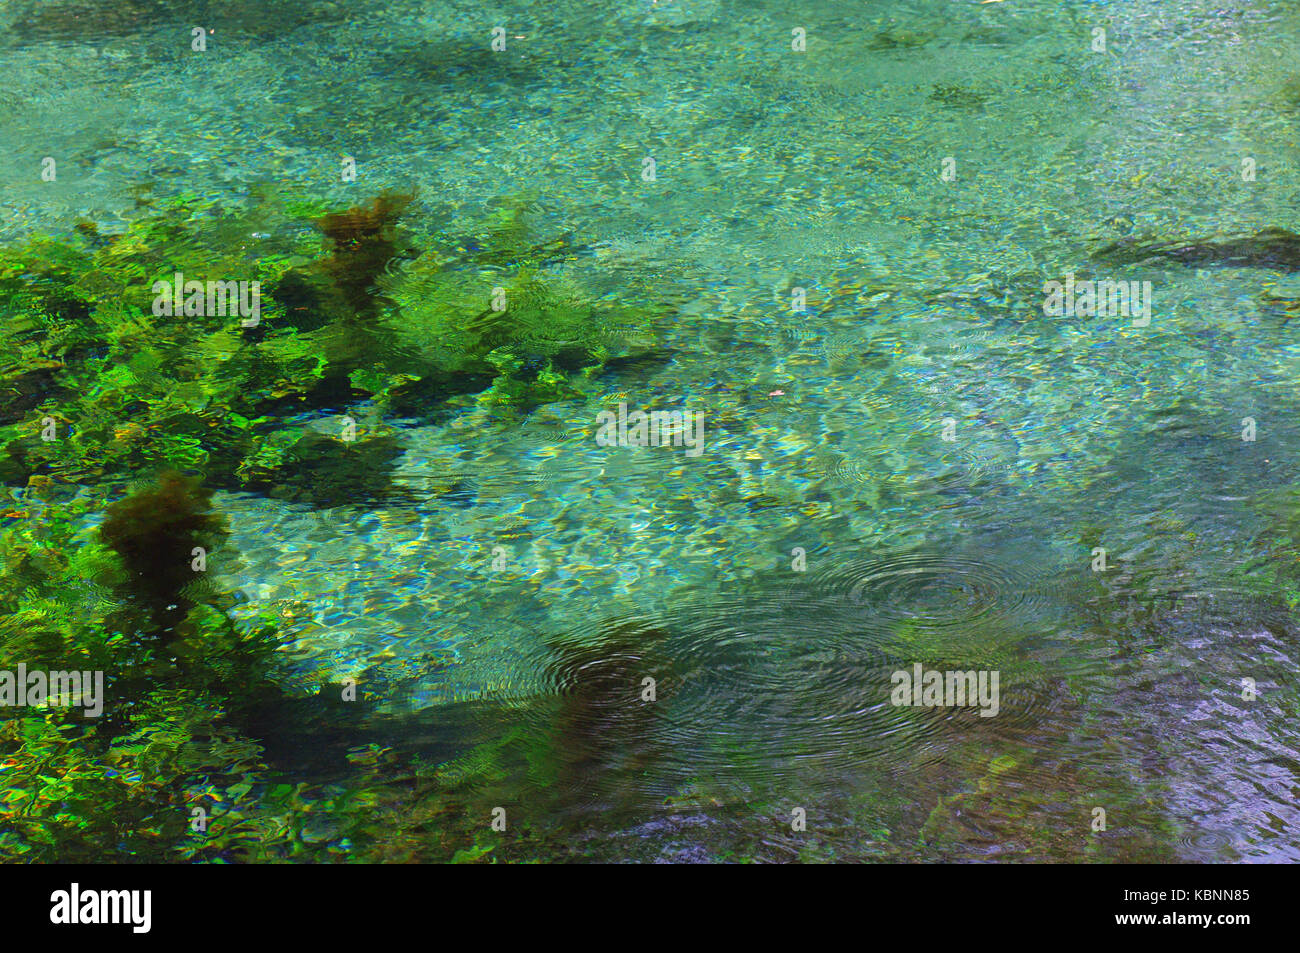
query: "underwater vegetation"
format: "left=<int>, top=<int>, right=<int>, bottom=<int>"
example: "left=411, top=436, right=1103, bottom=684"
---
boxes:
left=0, top=471, right=293, bottom=861
left=927, top=83, right=990, bottom=109
left=0, top=189, right=666, bottom=501
left=0, top=190, right=676, bottom=862
left=98, top=469, right=228, bottom=635
left=0, top=478, right=698, bottom=862
left=1277, top=74, right=1300, bottom=109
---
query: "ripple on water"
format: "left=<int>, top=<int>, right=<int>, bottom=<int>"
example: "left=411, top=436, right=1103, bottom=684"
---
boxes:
left=817, top=551, right=1030, bottom=631
left=1177, top=827, right=1237, bottom=860
left=473, top=552, right=1071, bottom=795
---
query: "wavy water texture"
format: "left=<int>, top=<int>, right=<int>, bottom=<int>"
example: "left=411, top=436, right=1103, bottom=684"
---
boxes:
left=4, top=0, right=1300, bottom=861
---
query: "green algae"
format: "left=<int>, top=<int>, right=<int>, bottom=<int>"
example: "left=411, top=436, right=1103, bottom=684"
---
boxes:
left=1278, top=74, right=1300, bottom=109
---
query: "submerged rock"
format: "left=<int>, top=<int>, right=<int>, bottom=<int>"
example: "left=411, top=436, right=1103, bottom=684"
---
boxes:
left=870, top=28, right=937, bottom=51
left=1094, top=227, right=1300, bottom=271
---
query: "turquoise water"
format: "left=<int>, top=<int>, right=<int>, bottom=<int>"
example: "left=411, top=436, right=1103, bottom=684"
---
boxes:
left=5, top=0, right=1300, bottom=860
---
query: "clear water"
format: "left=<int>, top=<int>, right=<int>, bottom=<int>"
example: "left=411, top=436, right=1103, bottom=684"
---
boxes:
left=5, top=0, right=1300, bottom=861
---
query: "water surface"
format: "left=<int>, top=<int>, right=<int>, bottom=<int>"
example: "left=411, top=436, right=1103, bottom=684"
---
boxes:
left=4, top=0, right=1300, bottom=861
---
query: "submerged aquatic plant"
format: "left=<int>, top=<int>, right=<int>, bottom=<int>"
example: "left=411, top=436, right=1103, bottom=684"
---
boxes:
left=377, top=199, right=663, bottom=412
left=0, top=478, right=278, bottom=861
left=0, top=189, right=665, bottom=497
left=98, top=469, right=228, bottom=634
left=0, top=187, right=679, bottom=863
left=927, top=83, right=989, bottom=109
